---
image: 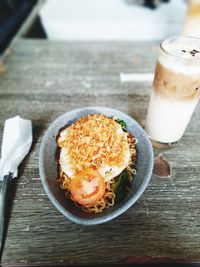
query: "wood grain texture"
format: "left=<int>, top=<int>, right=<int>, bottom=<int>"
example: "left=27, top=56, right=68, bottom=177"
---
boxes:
left=0, top=39, right=200, bottom=265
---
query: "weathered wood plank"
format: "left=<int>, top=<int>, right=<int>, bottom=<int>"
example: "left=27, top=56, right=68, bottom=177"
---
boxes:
left=0, top=39, right=200, bottom=265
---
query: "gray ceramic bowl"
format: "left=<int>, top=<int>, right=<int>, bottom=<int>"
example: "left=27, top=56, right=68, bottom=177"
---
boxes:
left=39, top=107, right=154, bottom=225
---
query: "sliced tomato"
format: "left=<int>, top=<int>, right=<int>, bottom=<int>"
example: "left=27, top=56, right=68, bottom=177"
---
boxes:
left=70, top=169, right=105, bottom=205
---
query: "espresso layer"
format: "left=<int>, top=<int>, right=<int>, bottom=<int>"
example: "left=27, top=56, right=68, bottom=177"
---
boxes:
left=153, top=61, right=200, bottom=100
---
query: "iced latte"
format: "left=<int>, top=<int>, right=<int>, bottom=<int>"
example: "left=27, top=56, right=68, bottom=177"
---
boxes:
left=145, top=36, right=200, bottom=145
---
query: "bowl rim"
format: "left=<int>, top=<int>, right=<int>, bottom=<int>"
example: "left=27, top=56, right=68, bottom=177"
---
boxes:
left=39, top=106, right=154, bottom=225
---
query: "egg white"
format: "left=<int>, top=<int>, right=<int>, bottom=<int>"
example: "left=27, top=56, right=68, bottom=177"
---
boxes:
left=59, top=124, right=130, bottom=182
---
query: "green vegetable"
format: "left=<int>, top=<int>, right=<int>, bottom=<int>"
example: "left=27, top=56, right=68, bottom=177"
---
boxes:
left=115, top=170, right=129, bottom=203
left=115, top=118, right=127, bottom=132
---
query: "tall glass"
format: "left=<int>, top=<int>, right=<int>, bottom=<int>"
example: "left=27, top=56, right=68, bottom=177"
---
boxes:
left=145, top=36, right=200, bottom=148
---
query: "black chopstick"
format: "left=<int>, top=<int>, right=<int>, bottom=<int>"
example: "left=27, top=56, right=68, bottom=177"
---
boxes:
left=0, top=172, right=13, bottom=259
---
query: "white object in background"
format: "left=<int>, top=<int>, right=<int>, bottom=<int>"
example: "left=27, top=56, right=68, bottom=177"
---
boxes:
left=182, top=0, right=200, bottom=38
left=120, top=73, right=154, bottom=82
left=0, top=116, right=32, bottom=180
left=40, top=0, right=187, bottom=41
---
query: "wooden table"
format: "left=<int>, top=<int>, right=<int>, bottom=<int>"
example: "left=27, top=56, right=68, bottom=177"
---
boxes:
left=0, top=39, right=200, bottom=266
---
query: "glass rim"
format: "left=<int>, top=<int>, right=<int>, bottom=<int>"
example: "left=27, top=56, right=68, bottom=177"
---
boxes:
left=160, top=35, right=200, bottom=64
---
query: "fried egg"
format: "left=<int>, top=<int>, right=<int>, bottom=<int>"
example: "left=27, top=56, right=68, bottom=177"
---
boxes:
left=57, top=114, right=131, bottom=182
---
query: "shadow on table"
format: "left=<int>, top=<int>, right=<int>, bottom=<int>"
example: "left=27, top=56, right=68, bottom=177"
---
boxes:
left=0, top=178, right=17, bottom=261
left=0, top=263, right=199, bottom=267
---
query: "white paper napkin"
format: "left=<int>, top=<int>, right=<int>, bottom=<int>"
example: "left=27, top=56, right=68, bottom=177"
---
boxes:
left=0, top=116, right=32, bottom=180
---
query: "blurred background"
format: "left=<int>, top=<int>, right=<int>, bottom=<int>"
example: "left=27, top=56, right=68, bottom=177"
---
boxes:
left=0, top=0, right=199, bottom=55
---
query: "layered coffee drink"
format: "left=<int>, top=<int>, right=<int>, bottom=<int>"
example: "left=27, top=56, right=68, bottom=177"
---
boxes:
left=145, top=36, right=200, bottom=145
